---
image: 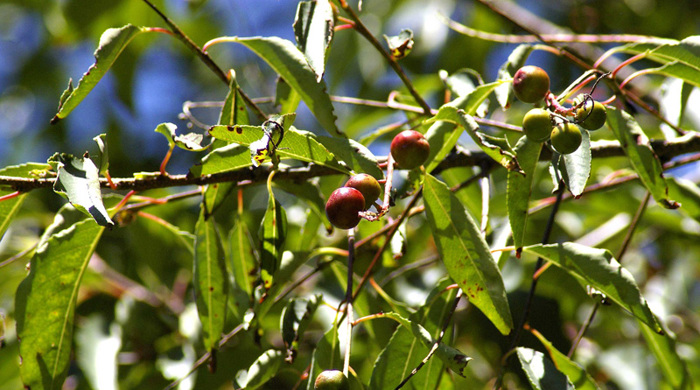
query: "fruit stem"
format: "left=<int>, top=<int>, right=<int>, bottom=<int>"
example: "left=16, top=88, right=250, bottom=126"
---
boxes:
left=0, top=191, right=21, bottom=202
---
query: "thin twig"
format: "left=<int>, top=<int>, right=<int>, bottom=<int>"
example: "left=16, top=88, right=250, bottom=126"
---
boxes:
left=395, top=289, right=463, bottom=389
left=163, top=323, right=245, bottom=390
left=338, top=1, right=432, bottom=115
left=140, top=0, right=266, bottom=121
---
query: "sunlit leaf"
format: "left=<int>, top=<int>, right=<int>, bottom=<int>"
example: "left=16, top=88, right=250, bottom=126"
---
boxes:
left=52, top=25, right=146, bottom=122
left=190, top=143, right=251, bottom=178
left=423, top=174, right=513, bottom=334
left=48, top=153, right=114, bottom=227
left=293, top=0, right=334, bottom=81
left=507, top=136, right=542, bottom=250
left=315, top=135, right=383, bottom=179
left=92, top=133, right=109, bottom=174
left=209, top=123, right=350, bottom=174
left=75, top=314, right=121, bottom=390
left=238, top=349, right=284, bottom=390
left=425, top=105, right=520, bottom=174
left=530, top=328, right=600, bottom=390
left=516, top=347, right=575, bottom=390
left=522, top=242, right=663, bottom=333
left=384, top=29, right=414, bottom=59
left=561, top=128, right=592, bottom=197
left=369, top=278, right=457, bottom=390
left=15, top=210, right=107, bottom=390
left=0, top=163, right=48, bottom=239
left=193, top=209, right=228, bottom=351
left=155, top=122, right=209, bottom=152
left=607, top=109, right=678, bottom=209
left=224, top=36, right=341, bottom=136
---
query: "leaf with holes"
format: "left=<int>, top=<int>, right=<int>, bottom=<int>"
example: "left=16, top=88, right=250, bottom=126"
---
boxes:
left=293, top=0, right=334, bottom=81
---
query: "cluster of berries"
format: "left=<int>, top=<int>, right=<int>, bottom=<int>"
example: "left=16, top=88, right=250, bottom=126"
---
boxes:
left=514, top=66, right=608, bottom=154
left=325, top=130, right=430, bottom=229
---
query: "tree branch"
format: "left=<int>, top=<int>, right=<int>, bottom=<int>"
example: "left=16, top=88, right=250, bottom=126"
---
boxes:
left=2, top=133, right=699, bottom=193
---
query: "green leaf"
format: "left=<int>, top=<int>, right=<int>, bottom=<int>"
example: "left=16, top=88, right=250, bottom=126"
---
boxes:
left=315, top=136, right=383, bottom=179
left=423, top=174, right=513, bottom=334
left=306, top=325, right=342, bottom=390
left=92, top=133, right=109, bottom=174
left=425, top=105, right=520, bottom=174
left=530, top=328, right=600, bottom=390
left=15, top=213, right=107, bottom=390
left=495, top=44, right=535, bottom=108
left=507, top=136, right=542, bottom=250
left=75, top=314, right=121, bottom=390
left=424, top=81, right=506, bottom=173
left=238, top=349, right=284, bottom=390
left=229, top=217, right=257, bottom=296
left=561, top=128, right=592, bottom=196
left=259, top=190, right=287, bottom=290
left=193, top=209, right=228, bottom=351
left=369, top=278, right=457, bottom=390
left=189, top=143, right=252, bottom=177
left=639, top=320, right=692, bottom=389
left=155, top=122, right=209, bottom=151
left=607, top=109, right=678, bottom=209
left=516, top=347, right=575, bottom=390
left=209, top=123, right=350, bottom=174
left=293, top=0, right=334, bottom=82
left=0, top=163, right=47, bottom=239
left=275, top=76, right=302, bottom=114
left=378, top=312, right=471, bottom=377
left=611, top=36, right=700, bottom=87
left=48, top=153, right=114, bottom=227
left=218, top=69, right=250, bottom=127
left=281, top=294, right=322, bottom=361
left=226, top=36, right=341, bottom=136
left=667, top=176, right=700, bottom=222
left=384, top=29, right=414, bottom=59
left=522, top=242, right=663, bottom=333
left=274, top=179, right=333, bottom=232
left=52, top=25, right=145, bottom=122
left=645, top=328, right=695, bottom=390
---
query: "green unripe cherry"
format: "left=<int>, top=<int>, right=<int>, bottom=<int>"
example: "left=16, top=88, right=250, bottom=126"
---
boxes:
left=522, top=108, right=553, bottom=142
left=550, top=122, right=582, bottom=155
left=575, top=100, right=607, bottom=130
left=513, top=66, right=550, bottom=103
left=345, top=173, right=382, bottom=210
left=314, top=370, right=350, bottom=390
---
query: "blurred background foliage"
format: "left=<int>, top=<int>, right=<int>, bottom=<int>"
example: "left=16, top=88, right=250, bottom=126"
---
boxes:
left=1, top=0, right=700, bottom=389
